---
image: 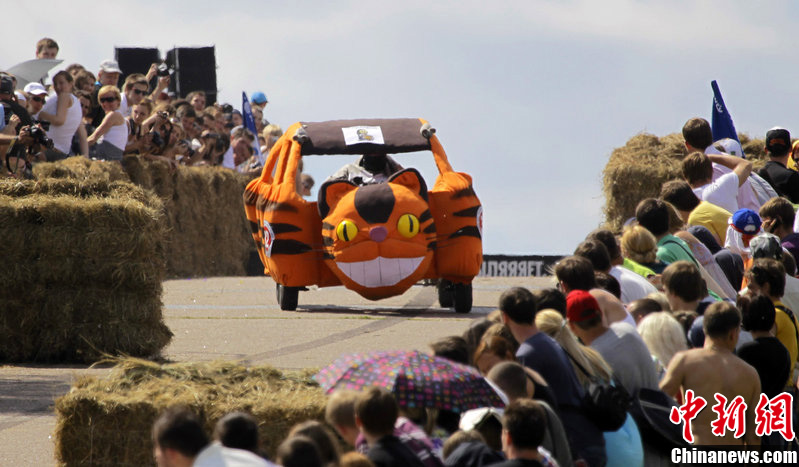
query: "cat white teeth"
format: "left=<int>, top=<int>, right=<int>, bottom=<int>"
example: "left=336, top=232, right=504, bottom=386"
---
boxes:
left=336, top=256, right=424, bottom=287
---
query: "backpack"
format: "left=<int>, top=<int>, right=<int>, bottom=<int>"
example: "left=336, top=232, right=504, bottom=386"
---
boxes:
left=774, top=303, right=799, bottom=354
left=563, top=350, right=632, bottom=432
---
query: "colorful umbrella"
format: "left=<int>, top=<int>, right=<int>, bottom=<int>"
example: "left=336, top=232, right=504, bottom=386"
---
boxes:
left=314, top=350, right=504, bottom=413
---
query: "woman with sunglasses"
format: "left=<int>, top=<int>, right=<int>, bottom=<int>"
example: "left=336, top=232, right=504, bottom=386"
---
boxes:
left=23, top=82, right=48, bottom=118
left=87, top=85, right=129, bottom=161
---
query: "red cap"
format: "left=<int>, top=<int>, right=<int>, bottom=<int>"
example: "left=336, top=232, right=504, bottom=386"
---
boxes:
left=566, top=290, right=601, bottom=323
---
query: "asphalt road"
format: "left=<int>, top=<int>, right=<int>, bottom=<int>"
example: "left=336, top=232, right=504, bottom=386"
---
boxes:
left=0, top=275, right=551, bottom=466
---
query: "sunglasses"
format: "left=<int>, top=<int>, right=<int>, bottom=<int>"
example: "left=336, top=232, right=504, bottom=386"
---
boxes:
left=30, top=96, right=45, bottom=103
left=99, top=96, right=118, bottom=103
left=132, top=88, right=148, bottom=95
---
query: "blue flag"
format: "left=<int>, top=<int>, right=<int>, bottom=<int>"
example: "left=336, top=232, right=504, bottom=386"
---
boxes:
left=710, top=80, right=744, bottom=156
left=241, top=91, right=264, bottom=165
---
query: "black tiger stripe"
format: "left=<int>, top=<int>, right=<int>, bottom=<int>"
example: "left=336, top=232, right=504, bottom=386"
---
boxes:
left=423, top=224, right=436, bottom=234
left=264, top=201, right=299, bottom=213
left=322, top=222, right=335, bottom=230
left=452, top=186, right=476, bottom=199
left=418, top=209, right=432, bottom=223
left=249, top=221, right=260, bottom=234
left=322, top=253, right=335, bottom=260
left=453, top=205, right=481, bottom=217
left=270, top=223, right=303, bottom=234
left=323, top=236, right=335, bottom=247
left=449, top=226, right=482, bottom=239
left=427, top=241, right=437, bottom=250
left=243, top=189, right=259, bottom=205
left=270, top=239, right=312, bottom=255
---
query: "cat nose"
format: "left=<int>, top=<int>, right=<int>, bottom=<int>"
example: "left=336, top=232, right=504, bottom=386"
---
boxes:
left=369, top=226, right=388, bottom=242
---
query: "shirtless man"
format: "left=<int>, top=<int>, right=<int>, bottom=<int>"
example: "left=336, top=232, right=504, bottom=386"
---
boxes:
left=660, top=301, right=761, bottom=447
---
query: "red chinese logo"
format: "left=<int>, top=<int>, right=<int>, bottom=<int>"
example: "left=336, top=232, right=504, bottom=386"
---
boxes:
left=669, top=389, right=707, bottom=443
left=710, top=394, right=747, bottom=438
left=755, top=392, right=795, bottom=441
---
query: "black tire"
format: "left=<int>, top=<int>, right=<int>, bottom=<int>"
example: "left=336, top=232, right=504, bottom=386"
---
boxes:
left=276, top=284, right=299, bottom=311
left=452, top=282, right=473, bottom=314
left=437, top=280, right=454, bottom=308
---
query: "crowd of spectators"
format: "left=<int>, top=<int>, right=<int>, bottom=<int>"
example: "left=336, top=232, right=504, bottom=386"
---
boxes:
left=0, top=37, right=286, bottom=181
left=11, top=38, right=799, bottom=467
left=149, top=114, right=799, bottom=465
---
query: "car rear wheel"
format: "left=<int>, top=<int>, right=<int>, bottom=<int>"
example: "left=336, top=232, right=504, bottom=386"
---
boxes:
left=437, top=280, right=454, bottom=308
left=276, top=284, right=299, bottom=311
left=452, top=282, right=473, bottom=314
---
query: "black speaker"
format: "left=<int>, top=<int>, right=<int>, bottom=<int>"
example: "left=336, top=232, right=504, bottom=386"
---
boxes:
left=114, top=47, right=160, bottom=85
left=165, top=47, right=217, bottom=104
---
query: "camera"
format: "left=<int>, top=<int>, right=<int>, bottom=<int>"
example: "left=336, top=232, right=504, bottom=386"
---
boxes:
left=179, top=139, right=195, bottom=158
left=33, top=119, right=50, bottom=131
left=220, top=104, right=233, bottom=114
left=157, top=63, right=172, bottom=77
left=150, top=131, right=164, bottom=148
left=28, top=125, right=54, bottom=149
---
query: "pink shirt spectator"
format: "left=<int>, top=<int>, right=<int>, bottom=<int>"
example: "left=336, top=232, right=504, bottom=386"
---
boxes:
left=356, top=416, right=443, bottom=467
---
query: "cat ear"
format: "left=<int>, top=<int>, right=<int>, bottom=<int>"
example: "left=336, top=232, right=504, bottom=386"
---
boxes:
left=388, top=168, right=428, bottom=201
left=318, top=179, right=359, bottom=219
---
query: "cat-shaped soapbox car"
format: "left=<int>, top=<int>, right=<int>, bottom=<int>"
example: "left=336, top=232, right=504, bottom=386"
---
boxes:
left=243, top=118, right=482, bottom=312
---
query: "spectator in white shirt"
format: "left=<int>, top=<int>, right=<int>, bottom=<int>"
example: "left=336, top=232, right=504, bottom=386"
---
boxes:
left=682, top=150, right=752, bottom=214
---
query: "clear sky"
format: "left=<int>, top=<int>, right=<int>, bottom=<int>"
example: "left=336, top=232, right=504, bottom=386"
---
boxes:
left=6, top=0, right=799, bottom=254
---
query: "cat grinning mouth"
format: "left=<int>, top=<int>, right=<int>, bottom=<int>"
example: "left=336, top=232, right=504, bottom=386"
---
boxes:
left=335, top=256, right=424, bottom=288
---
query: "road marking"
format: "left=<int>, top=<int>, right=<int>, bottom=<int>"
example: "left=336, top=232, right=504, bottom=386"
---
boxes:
left=243, top=287, right=441, bottom=364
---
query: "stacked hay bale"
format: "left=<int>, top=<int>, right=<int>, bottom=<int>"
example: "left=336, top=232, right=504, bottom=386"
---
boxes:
left=55, top=359, right=326, bottom=465
left=602, top=132, right=766, bottom=232
left=36, top=156, right=254, bottom=277
left=122, top=157, right=255, bottom=277
left=0, top=178, right=171, bottom=362
left=33, top=155, right=130, bottom=183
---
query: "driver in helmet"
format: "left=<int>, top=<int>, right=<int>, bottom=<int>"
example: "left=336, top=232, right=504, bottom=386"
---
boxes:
left=327, top=152, right=403, bottom=186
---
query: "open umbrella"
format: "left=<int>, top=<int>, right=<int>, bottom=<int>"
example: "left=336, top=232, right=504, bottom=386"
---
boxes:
left=314, top=350, right=504, bottom=413
left=6, top=59, right=63, bottom=89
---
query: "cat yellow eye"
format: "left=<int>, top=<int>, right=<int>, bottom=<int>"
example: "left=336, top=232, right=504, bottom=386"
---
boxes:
left=397, top=214, right=420, bottom=238
left=336, top=220, right=358, bottom=242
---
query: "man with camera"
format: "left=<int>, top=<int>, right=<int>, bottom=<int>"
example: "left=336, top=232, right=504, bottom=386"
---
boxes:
left=119, top=74, right=149, bottom=118
left=144, top=62, right=171, bottom=102
left=0, top=75, right=53, bottom=178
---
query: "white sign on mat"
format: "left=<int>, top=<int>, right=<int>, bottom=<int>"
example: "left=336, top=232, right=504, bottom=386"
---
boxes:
left=342, top=126, right=385, bottom=145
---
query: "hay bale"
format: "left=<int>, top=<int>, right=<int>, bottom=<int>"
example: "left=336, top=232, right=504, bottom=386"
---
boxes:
left=166, top=166, right=253, bottom=277
left=33, top=156, right=130, bottom=183
left=602, top=132, right=766, bottom=231
left=36, top=156, right=254, bottom=278
left=55, top=359, right=326, bottom=466
left=0, top=179, right=170, bottom=362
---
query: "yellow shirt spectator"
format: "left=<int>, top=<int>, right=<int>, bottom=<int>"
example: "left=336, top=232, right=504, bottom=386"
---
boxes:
left=773, top=300, right=799, bottom=387
left=687, top=201, right=732, bottom=245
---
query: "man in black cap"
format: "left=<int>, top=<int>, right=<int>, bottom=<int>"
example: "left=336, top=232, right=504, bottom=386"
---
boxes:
left=758, top=127, right=799, bottom=202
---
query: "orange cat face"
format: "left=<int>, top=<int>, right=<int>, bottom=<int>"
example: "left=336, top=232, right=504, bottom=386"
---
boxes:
left=318, top=169, right=435, bottom=300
